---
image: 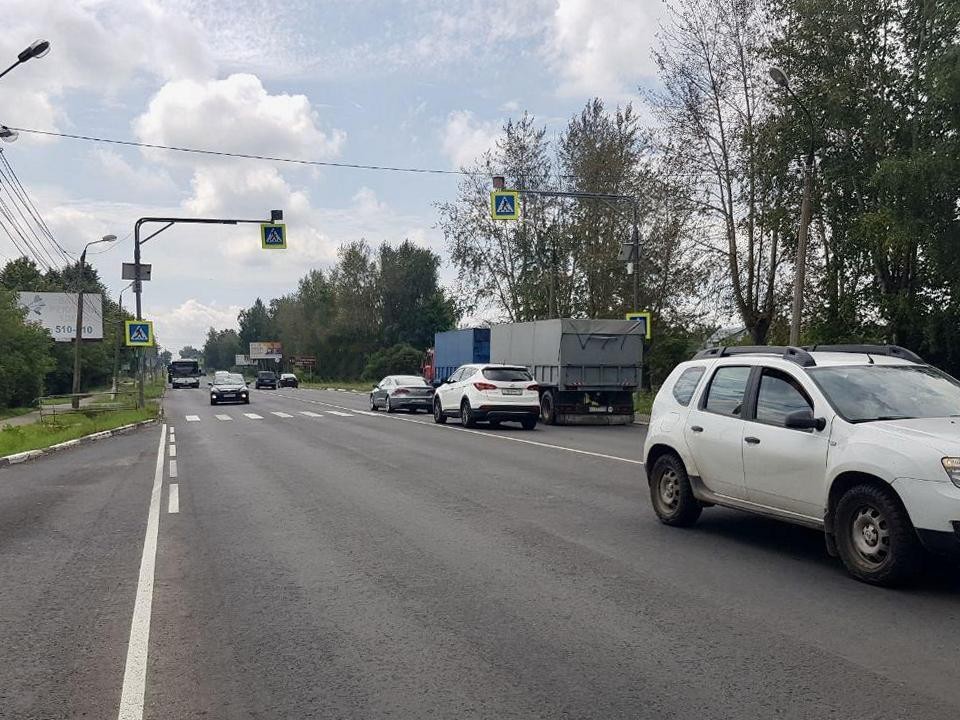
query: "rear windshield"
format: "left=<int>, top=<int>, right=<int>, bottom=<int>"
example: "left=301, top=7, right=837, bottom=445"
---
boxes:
left=258, top=371, right=276, bottom=379
left=482, top=367, right=532, bottom=382
left=394, top=376, right=429, bottom=386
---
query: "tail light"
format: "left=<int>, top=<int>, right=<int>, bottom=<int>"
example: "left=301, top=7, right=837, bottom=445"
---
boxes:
left=473, top=382, right=497, bottom=391
left=393, top=388, right=410, bottom=395
left=527, top=384, right=539, bottom=391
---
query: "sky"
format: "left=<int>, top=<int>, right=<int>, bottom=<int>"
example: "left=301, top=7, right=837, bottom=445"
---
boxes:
left=0, top=0, right=668, bottom=353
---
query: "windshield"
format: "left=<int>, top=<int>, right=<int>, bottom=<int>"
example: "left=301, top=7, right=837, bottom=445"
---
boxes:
left=393, top=375, right=428, bottom=386
left=483, top=367, right=533, bottom=382
left=808, top=364, right=960, bottom=422
left=215, top=374, right=245, bottom=385
left=169, top=361, right=199, bottom=376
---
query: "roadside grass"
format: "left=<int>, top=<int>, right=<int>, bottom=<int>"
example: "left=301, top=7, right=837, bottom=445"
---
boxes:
left=634, top=390, right=655, bottom=416
left=0, top=405, right=159, bottom=457
left=0, top=406, right=36, bottom=421
left=300, top=379, right=373, bottom=393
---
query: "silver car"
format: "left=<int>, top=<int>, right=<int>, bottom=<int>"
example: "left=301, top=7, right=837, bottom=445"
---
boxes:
left=370, top=375, right=434, bottom=413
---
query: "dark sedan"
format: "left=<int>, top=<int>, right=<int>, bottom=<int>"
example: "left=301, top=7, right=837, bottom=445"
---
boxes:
left=255, top=370, right=278, bottom=389
left=279, top=373, right=299, bottom=388
left=370, top=375, right=434, bottom=413
left=210, top=373, right=250, bottom=405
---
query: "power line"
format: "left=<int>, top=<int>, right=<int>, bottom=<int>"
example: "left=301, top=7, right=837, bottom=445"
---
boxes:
left=0, top=150, right=74, bottom=262
left=7, top=126, right=477, bottom=177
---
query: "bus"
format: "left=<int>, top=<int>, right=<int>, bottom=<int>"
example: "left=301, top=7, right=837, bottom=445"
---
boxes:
left=168, top=359, right=202, bottom=389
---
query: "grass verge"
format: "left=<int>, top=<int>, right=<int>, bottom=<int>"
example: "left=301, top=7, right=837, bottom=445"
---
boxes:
left=634, top=390, right=655, bottom=416
left=0, top=406, right=36, bottom=421
left=300, top=379, right=373, bottom=393
left=0, top=405, right=158, bottom=457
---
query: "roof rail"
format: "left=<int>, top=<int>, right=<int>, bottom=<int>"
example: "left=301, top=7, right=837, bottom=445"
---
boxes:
left=692, top=345, right=816, bottom=367
left=802, top=344, right=924, bottom=363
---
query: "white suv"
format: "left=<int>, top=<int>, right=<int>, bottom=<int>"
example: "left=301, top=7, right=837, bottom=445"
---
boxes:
left=433, top=364, right=539, bottom=430
left=643, top=344, right=960, bottom=585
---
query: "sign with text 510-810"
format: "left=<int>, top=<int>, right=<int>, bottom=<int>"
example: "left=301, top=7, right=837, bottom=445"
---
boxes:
left=260, top=222, right=287, bottom=249
left=17, top=292, right=104, bottom=342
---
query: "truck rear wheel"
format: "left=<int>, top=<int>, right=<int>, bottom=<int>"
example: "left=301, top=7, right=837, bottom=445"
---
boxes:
left=540, top=391, right=556, bottom=425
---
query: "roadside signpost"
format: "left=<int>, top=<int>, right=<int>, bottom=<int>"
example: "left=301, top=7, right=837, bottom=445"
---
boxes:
left=260, top=223, right=287, bottom=249
left=124, top=320, right=154, bottom=347
left=489, top=190, right=520, bottom=220
left=122, top=262, right=152, bottom=281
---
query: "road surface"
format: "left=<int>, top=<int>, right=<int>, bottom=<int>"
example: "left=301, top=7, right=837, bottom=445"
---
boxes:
left=1, top=385, right=958, bottom=719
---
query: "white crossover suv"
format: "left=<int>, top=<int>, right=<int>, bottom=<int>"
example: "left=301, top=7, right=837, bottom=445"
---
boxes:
left=643, top=344, right=960, bottom=585
left=433, top=364, right=540, bottom=429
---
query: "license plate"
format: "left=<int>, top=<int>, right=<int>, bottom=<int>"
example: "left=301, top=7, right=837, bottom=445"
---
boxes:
left=588, top=406, right=610, bottom=413
left=502, top=388, right=522, bottom=395
left=222, top=393, right=235, bottom=398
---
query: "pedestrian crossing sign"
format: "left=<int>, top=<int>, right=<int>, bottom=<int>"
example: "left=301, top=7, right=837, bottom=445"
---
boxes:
left=490, top=190, right=520, bottom=220
left=260, top=222, right=287, bottom=249
left=125, top=320, right=154, bottom=347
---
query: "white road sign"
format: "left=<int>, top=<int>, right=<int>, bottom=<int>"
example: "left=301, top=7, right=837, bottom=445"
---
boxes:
left=17, top=292, right=104, bottom=342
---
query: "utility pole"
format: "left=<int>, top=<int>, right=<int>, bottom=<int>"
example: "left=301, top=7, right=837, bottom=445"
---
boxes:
left=71, top=235, right=116, bottom=409
left=112, top=281, right=133, bottom=398
left=631, top=204, right=640, bottom=312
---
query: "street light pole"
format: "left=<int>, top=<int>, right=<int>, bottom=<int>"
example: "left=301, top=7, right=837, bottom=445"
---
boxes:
left=112, top=281, right=134, bottom=398
left=770, top=67, right=816, bottom=346
left=0, top=40, right=51, bottom=82
left=71, top=234, right=117, bottom=409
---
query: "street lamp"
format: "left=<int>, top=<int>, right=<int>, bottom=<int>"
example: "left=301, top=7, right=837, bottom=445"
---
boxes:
left=770, top=66, right=817, bottom=346
left=112, top=281, right=134, bottom=397
left=0, top=126, right=18, bottom=143
left=0, top=39, right=51, bottom=81
left=71, top=234, right=117, bottom=408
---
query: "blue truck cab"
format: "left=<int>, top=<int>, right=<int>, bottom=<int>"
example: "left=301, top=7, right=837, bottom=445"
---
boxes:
left=432, top=328, right=490, bottom=385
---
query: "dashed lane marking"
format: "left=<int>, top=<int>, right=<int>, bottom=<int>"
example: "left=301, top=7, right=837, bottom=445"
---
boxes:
left=326, top=410, right=353, bottom=417
left=243, top=413, right=263, bottom=420
left=169, top=444, right=177, bottom=458
left=271, top=411, right=294, bottom=418
left=185, top=415, right=200, bottom=422
left=215, top=414, right=232, bottom=421
left=169, top=459, right=178, bottom=478
left=168, top=484, right=179, bottom=514
left=299, top=411, right=323, bottom=418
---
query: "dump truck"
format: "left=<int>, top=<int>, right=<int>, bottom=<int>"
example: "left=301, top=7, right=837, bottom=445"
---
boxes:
left=489, top=318, right=643, bottom=425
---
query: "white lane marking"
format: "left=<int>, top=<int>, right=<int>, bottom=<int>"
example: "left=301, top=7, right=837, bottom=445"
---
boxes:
left=169, top=459, right=178, bottom=478
left=169, top=444, right=177, bottom=458
left=354, top=410, right=380, bottom=416
left=276, top=392, right=643, bottom=466
left=185, top=415, right=200, bottom=422
left=299, top=411, right=323, bottom=418
left=215, top=414, right=232, bottom=421
left=116, top=424, right=166, bottom=720
left=326, top=410, right=353, bottom=417
left=243, top=413, right=263, bottom=420
left=271, top=411, right=294, bottom=418
left=168, top=484, right=179, bottom=514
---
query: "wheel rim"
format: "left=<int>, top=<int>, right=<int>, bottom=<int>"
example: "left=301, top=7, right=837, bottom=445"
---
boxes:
left=370, top=395, right=376, bottom=410
left=657, top=469, right=680, bottom=512
left=461, top=403, right=470, bottom=425
left=434, top=401, right=442, bottom=420
left=850, top=504, right=890, bottom=567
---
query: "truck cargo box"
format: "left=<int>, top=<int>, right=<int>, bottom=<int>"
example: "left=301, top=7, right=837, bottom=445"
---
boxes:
left=432, top=328, right=490, bottom=384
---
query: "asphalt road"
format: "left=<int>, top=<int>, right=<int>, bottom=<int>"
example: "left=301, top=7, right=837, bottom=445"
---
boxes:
left=2, top=384, right=959, bottom=719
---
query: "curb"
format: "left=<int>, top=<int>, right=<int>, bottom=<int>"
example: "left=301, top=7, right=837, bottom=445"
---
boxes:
left=0, top=419, right=159, bottom=468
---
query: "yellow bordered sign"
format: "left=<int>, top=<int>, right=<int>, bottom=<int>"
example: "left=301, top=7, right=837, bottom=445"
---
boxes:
left=490, top=190, right=520, bottom=220
left=125, top=320, right=154, bottom=347
left=625, top=311, right=652, bottom=340
left=260, top=222, right=287, bottom=249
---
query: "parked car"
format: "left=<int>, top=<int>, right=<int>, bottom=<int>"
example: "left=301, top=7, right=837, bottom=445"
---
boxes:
left=279, top=373, right=299, bottom=388
left=209, top=373, right=249, bottom=405
left=370, top=375, right=434, bottom=413
left=255, top=370, right=278, bottom=389
left=433, top=364, right=539, bottom=429
left=643, top=344, right=960, bottom=586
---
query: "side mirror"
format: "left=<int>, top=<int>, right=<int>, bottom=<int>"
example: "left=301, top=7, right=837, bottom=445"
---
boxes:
left=785, top=409, right=826, bottom=431
left=207, top=381, right=212, bottom=386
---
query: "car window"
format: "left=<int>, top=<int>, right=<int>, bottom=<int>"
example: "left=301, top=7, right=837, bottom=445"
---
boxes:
left=755, top=369, right=812, bottom=426
left=394, top=375, right=429, bottom=386
left=672, top=366, right=705, bottom=406
left=703, top=366, right=751, bottom=417
left=482, top=367, right=532, bottom=382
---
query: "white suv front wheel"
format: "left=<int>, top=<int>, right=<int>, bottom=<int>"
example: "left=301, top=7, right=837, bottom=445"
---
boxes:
left=649, top=454, right=702, bottom=527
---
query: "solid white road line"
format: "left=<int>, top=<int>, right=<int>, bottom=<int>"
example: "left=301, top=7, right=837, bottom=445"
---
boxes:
left=243, top=413, right=263, bottom=420
left=169, top=459, right=178, bottom=478
left=326, top=410, right=353, bottom=417
left=168, top=444, right=177, bottom=458
left=299, top=411, right=323, bottom=418
left=116, top=424, right=167, bottom=720
left=185, top=415, right=200, bottom=422
left=215, top=414, right=232, bottom=421
left=168, top=484, right=179, bottom=514
left=271, top=411, right=294, bottom=418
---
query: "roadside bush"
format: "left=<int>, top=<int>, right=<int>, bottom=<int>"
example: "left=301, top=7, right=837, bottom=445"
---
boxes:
left=0, top=290, right=53, bottom=408
left=361, top=343, right=422, bottom=381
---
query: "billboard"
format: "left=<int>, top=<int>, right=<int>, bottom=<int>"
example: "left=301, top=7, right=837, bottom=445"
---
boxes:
left=249, top=341, right=282, bottom=360
left=17, top=292, right=104, bottom=342
left=234, top=354, right=253, bottom=366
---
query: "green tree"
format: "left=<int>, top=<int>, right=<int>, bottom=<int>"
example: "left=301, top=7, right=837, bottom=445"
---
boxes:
left=179, top=346, right=201, bottom=359
left=361, top=343, right=423, bottom=381
left=238, top=298, right=275, bottom=350
left=0, top=288, right=53, bottom=407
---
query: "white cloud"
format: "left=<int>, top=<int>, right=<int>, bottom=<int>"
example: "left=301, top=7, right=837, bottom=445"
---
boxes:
left=547, top=0, right=665, bottom=98
left=147, top=299, right=242, bottom=354
left=93, top=149, right=178, bottom=197
left=441, top=111, right=500, bottom=170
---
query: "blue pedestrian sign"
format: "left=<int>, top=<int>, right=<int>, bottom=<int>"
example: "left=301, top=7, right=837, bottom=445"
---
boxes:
left=490, top=190, right=520, bottom=220
left=125, top=320, right=154, bottom=347
left=260, top=222, right=287, bottom=249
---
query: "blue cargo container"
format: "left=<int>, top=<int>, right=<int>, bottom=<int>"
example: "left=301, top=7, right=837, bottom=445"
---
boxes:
left=432, top=328, right=490, bottom=384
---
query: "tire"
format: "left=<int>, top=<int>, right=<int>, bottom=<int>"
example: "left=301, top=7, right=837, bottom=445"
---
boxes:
left=834, top=484, right=922, bottom=586
left=210, top=399, right=216, bottom=406
left=460, top=399, right=476, bottom=428
left=386, top=396, right=395, bottom=413
left=649, top=454, right=702, bottom=527
left=244, top=398, right=250, bottom=404
left=433, top=398, right=447, bottom=424
left=520, top=416, right=537, bottom=430
left=540, top=391, right=556, bottom=425
left=369, top=395, right=378, bottom=411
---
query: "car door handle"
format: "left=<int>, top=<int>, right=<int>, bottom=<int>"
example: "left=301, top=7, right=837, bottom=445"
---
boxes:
left=690, top=425, right=703, bottom=433
left=744, top=436, right=760, bottom=445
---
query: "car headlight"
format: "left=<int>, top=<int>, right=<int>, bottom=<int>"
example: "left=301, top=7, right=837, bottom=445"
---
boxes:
left=941, top=458, right=960, bottom=488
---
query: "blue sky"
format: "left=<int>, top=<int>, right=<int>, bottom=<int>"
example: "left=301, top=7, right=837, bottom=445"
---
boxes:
left=0, top=0, right=666, bottom=352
